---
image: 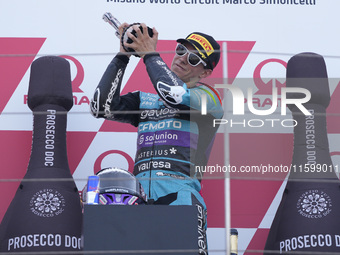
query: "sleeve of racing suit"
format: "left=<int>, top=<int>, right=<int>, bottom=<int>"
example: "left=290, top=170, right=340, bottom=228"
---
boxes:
left=143, top=53, right=224, bottom=119
left=90, top=53, right=140, bottom=127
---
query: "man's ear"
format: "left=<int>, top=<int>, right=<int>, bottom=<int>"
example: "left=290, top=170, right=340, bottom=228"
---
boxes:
left=199, top=69, right=213, bottom=79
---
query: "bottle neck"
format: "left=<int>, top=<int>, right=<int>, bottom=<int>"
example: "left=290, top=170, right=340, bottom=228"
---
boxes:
left=290, top=104, right=336, bottom=179
left=27, top=104, right=69, bottom=171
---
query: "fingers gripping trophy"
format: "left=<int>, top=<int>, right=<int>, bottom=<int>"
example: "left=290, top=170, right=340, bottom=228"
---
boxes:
left=0, top=56, right=83, bottom=253
left=264, top=53, right=340, bottom=254
left=102, top=12, right=153, bottom=57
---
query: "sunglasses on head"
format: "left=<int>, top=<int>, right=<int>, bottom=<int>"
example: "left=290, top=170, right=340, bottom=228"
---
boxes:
left=175, top=44, right=207, bottom=67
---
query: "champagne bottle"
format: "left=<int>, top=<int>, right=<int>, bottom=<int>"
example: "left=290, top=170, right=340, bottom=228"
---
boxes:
left=0, top=56, right=82, bottom=253
left=264, top=52, right=340, bottom=254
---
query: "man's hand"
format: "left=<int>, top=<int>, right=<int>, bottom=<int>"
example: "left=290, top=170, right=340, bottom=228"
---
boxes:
left=123, top=23, right=158, bottom=58
left=118, top=23, right=131, bottom=56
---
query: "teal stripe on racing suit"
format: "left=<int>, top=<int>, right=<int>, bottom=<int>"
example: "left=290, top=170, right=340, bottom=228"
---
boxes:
left=91, top=52, right=224, bottom=254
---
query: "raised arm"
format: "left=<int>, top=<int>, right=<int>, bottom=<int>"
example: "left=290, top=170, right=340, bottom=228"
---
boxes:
left=90, top=54, right=140, bottom=126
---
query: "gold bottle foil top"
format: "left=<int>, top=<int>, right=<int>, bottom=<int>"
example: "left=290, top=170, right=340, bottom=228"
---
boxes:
left=230, top=228, right=238, bottom=255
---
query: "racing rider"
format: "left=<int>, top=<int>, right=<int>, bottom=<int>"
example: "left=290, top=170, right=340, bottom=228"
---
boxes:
left=90, top=23, right=224, bottom=254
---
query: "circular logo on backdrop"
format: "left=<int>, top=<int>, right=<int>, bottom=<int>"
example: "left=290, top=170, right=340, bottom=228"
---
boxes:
left=30, top=189, right=66, bottom=217
left=296, top=190, right=332, bottom=219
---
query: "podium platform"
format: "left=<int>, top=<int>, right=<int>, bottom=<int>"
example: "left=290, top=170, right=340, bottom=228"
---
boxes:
left=83, top=205, right=199, bottom=255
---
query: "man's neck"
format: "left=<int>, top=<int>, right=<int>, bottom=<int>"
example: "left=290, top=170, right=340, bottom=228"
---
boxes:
left=186, top=80, right=200, bottom=88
